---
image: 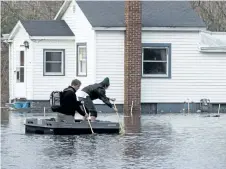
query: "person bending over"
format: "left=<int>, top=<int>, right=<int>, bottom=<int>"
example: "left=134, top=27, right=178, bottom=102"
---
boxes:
left=77, top=77, right=117, bottom=122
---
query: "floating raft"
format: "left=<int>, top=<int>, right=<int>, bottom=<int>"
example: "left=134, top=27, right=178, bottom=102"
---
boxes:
left=24, top=118, right=120, bottom=135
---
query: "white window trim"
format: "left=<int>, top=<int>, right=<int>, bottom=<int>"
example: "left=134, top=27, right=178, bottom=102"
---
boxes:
left=142, top=47, right=169, bottom=78
left=77, top=44, right=87, bottom=76
left=16, top=50, right=25, bottom=83
left=43, top=49, right=64, bottom=76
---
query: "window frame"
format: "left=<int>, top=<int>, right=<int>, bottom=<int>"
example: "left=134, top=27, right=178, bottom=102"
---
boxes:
left=16, top=50, right=25, bottom=83
left=142, top=43, right=171, bottom=78
left=43, top=49, right=65, bottom=76
left=76, top=43, right=87, bottom=77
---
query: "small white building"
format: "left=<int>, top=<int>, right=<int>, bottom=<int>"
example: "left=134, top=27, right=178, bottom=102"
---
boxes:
left=6, top=0, right=226, bottom=113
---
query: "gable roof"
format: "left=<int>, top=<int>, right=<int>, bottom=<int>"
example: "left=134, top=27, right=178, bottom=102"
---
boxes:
left=20, top=20, right=74, bottom=36
left=76, top=1, right=206, bottom=28
left=54, top=0, right=72, bottom=20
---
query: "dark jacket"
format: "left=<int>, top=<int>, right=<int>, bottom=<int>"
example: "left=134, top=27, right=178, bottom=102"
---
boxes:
left=60, top=86, right=85, bottom=116
left=82, top=83, right=113, bottom=108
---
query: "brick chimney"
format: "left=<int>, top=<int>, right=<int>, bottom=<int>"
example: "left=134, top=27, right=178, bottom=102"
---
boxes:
left=124, top=0, right=142, bottom=118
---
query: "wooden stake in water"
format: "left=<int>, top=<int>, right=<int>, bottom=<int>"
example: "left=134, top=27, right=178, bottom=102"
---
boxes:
left=187, top=99, right=190, bottom=113
left=218, top=104, right=221, bottom=115
left=113, top=101, right=124, bottom=134
left=44, top=107, right=46, bottom=117
left=130, top=101, right=133, bottom=117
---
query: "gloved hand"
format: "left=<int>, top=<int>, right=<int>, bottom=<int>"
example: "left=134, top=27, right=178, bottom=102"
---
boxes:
left=83, top=114, right=89, bottom=121
left=110, top=98, right=116, bottom=102
left=113, top=106, right=118, bottom=112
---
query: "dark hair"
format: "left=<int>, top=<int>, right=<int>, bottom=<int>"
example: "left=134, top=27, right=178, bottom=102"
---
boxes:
left=71, top=79, right=81, bottom=86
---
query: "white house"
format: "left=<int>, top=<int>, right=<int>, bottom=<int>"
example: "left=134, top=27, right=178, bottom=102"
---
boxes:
left=6, top=0, right=226, bottom=113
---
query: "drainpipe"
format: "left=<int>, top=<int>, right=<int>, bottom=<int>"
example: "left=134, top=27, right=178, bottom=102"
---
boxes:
left=8, top=42, right=12, bottom=103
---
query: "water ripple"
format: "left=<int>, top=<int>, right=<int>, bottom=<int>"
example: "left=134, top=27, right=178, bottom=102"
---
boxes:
left=1, top=111, right=226, bottom=169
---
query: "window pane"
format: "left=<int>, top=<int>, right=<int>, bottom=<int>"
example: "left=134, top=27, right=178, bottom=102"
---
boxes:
left=20, top=67, right=24, bottom=82
left=80, top=61, right=87, bottom=73
left=46, top=52, right=62, bottom=61
left=143, top=62, right=167, bottom=74
left=16, top=71, right=20, bottom=82
left=20, top=51, right=24, bottom=66
left=46, top=63, right=62, bottom=72
left=143, top=48, right=167, bottom=61
left=79, top=47, right=87, bottom=60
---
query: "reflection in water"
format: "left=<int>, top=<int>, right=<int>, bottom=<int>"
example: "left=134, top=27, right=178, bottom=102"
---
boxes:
left=122, top=121, right=174, bottom=169
left=42, top=135, right=98, bottom=160
left=43, top=136, right=78, bottom=158
left=124, top=113, right=141, bottom=134
left=1, top=108, right=9, bottom=124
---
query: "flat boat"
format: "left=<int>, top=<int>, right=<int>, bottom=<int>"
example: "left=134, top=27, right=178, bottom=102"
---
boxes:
left=24, top=118, right=120, bottom=135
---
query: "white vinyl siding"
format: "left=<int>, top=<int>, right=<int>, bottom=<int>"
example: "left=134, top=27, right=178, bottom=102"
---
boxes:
left=95, top=31, right=124, bottom=104
left=62, top=2, right=95, bottom=89
left=32, top=40, right=75, bottom=100
left=96, top=30, right=226, bottom=104
left=141, top=31, right=226, bottom=103
left=61, top=1, right=76, bottom=34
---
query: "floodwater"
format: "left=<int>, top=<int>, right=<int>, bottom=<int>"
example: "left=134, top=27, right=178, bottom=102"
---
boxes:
left=1, top=110, right=226, bottom=169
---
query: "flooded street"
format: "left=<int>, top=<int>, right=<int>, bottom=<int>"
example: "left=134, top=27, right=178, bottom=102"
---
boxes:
left=1, top=110, right=226, bottom=169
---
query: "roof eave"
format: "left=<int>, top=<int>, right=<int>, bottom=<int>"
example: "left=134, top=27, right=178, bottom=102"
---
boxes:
left=199, top=46, right=226, bottom=53
left=30, top=36, right=74, bottom=40
left=54, top=0, right=72, bottom=20
left=93, top=27, right=126, bottom=31
left=201, top=30, right=226, bottom=35
left=8, top=21, right=29, bottom=40
left=93, top=26, right=207, bottom=32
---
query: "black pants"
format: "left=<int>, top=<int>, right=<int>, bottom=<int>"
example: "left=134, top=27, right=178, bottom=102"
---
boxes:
left=78, top=96, right=97, bottom=117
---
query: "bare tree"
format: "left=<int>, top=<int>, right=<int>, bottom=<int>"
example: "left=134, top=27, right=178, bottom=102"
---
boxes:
left=1, top=1, right=63, bottom=34
left=1, top=42, right=9, bottom=107
left=191, top=1, right=226, bottom=31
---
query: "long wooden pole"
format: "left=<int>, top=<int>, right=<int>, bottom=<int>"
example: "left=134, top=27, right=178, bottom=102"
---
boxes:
left=112, top=101, right=124, bottom=133
left=81, top=101, right=94, bottom=134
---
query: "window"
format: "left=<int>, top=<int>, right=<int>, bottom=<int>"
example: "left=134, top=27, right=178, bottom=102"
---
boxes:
left=77, top=43, right=87, bottom=76
left=16, top=51, right=24, bottom=83
left=43, top=49, right=65, bottom=76
left=142, top=43, right=171, bottom=78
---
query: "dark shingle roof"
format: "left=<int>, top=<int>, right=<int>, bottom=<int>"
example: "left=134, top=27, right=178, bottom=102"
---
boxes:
left=77, top=1, right=206, bottom=28
left=20, top=20, right=74, bottom=36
